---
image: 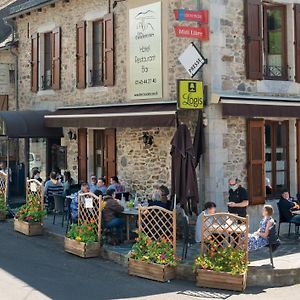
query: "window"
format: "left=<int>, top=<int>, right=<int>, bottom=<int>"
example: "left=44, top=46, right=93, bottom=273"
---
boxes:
left=265, top=121, right=289, bottom=198
left=43, top=32, right=52, bottom=90
left=92, top=20, right=104, bottom=86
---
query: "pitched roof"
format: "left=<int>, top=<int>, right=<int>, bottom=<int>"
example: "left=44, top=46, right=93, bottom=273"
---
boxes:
left=0, top=0, right=28, bottom=44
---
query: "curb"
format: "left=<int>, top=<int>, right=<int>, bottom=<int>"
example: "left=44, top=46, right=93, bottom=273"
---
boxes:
left=44, top=229, right=300, bottom=288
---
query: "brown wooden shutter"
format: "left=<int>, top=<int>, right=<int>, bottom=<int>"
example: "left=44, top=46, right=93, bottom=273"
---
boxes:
left=78, top=128, right=87, bottom=183
left=245, top=0, right=263, bottom=80
left=52, top=27, right=61, bottom=90
left=247, top=119, right=265, bottom=205
left=295, top=5, right=300, bottom=83
left=76, top=21, right=86, bottom=89
left=0, top=95, right=8, bottom=111
left=104, top=128, right=116, bottom=180
left=103, top=13, right=114, bottom=86
left=297, top=120, right=300, bottom=194
left=31, top=32, right=39, bottom=92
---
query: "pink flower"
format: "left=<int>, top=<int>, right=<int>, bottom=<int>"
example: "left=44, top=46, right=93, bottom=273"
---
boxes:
left=160, top=254, right=166, bottom=260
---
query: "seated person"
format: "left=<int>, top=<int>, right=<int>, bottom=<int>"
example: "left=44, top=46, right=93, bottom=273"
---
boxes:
left=97, top=177, right=108, bottom=196
left=248, top=205, right=274, bottom=251
left=70, top=183, right=90, bottom=222
left=195, top=202, right=216, bottom=243
left=44, top=171, right=64, bottom=210
left=31, top=169, right=43, bottom=183
left=89, top=175, right=98, bottom=193
left=103, top=189, right=125, bottom=242
left=278, top=190, right=300, bottom=225
left=148, top=185, right=171, bottom=210
left=108, top=176, right=125, bottom=193
left=63, top=171, right=75, bottom=194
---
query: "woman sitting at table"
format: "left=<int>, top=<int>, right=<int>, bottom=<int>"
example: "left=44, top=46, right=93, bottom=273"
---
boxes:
left=108, top=176, right=125, bottom=193
left=248, top=205, right=274, bottom=251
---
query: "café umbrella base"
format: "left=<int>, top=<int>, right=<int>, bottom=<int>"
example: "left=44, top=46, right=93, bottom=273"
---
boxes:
left=0, top=212, right=6, bottom=221
left=14, top=218, right=43, bottom=236
left=64, top=237, right=100, bottom=258
left=196, top=269, right=247, bottom=292
left=128, top=258, right=176, bottom=282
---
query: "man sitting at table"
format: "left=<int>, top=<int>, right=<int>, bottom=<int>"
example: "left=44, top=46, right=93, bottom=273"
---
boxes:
left=149, top=185, right=171, bottom=210
left=97, top=177, right=108, bottom=196
left=103, top=189, right=125, bottom=244
left=278, top=190, right=300, bottom=225
left=108, top=176, right=125, bottom=193
left=70, top=183, right=90, bottom=222
left=89, top=175, right=98, bottom=193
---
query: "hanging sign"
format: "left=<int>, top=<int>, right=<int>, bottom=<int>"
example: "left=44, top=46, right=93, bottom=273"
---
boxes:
left=85, top=198, right=93, bottom=209
left=178, top=43, right=207, bottom=77
left=178, top=80, right=204, bottom=110
left=175, top=26, right=209, bottom=41
left=174, top=9, right=209, bottom=24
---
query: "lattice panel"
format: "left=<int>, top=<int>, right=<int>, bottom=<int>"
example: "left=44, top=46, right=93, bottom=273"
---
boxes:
left=138, top=206, right=177, bottom=254
left=200, top=213, right=249, bottom=262
left=78, top=193, right=102, bottom=240
left=26, top=179, right=44, bottom=207
left=0, top=171, right=8, bottom=204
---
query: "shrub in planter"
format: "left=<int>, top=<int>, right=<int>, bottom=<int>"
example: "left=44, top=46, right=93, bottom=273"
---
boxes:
left=0, top=195, right=8, bottom=221
left=193, top=243, right=248, bottom=292
left=128, top=233, right=177, bottom=282
left=65, top=222, right=100, bottom=258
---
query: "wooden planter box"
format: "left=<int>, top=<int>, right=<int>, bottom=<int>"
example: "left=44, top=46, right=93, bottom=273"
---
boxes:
left=196, top=269, right=247, bottom=292
left=128, top=258, right=176, bottom=282
left=14, top=218, right=43, bottom=236
left=64, top=237, right=100, bottom=258
left=0, top=211, right=6, bottom=221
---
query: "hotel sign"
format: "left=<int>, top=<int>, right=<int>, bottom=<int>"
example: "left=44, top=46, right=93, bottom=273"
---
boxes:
left=128, top=2, right=162, bottom=100
left=0, top=64, right=9, bottom=95
left=178, top=80, right=204, bottom=109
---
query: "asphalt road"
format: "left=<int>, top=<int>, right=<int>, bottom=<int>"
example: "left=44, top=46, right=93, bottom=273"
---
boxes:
left=0, top=221, right=300, bottom=300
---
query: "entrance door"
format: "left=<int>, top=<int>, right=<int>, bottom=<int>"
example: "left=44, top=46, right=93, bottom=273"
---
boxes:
left=104, top=128, right=116, bottom=180
left=78, top=128, right=87, bottom=183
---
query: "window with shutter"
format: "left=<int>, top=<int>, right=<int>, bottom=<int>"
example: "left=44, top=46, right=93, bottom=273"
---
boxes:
left=247, top=119, right=265, bottom=205
left=103, top=13, right=114, bottom=86
left=295, top=5, right=300, bottom=83
left=52, top=27, right=61, bottom=90
left=31, top=33, right=39, bottom=92
left=42, top=32, right=53, bottom=90
left=76, top=21, right=86, bottom=89
left=245, top=0, right=263, bottom=80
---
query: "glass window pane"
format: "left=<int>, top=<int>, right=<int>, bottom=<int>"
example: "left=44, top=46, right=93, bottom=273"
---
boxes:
left=44, top=33, right=52, bottom=89
left=29, top=138, right=47, bottom=180
left=93, top=21, right=103, bottom=86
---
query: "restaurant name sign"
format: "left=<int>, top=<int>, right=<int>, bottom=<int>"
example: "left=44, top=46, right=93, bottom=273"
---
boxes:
left=129, top=2, right=162, bottom=100
left=178, top=80, right=204, bottom=110
left=0, top=64, right=9, bottom=95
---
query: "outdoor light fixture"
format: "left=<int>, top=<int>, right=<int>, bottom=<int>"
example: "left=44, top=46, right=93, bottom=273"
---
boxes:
left=113, top=0, right=126, bottom=9
left=67, top=130, right=77, bottom=141
left=142, top=132, right=154, bottom=147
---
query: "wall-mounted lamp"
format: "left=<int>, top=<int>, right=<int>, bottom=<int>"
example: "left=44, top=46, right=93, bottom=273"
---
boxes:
left=142, top=132, right=154, bottom=147
left=113, top=0, right=126, bottom=9
left=67, top=130, right=77, bottom=141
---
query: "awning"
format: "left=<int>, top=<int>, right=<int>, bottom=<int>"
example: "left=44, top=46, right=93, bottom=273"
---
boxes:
left=0, top=110, right=63, bottom=138
left=44, top=101, right=178, bottom=128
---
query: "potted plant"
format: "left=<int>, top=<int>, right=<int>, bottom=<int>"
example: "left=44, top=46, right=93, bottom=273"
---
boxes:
left=0, top=195, right=8, bottom=221
left=128, top=233, right=177, bottom=282
left=193, top=243, right=248, bottom=292
left=14, top=195, right=46, bottom=236
left=65, top=221, right=100, bottom=258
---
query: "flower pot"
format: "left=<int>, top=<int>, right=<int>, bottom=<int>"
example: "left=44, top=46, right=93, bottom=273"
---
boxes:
left=0, top=211, right=6, bottom=221
left=64, top=237, right=100, bottom=258
left=14, top=218, right=43, bottom=236
left=128, top=258, right=176, bottom=282
left=196, top=269, right=247, bottom=292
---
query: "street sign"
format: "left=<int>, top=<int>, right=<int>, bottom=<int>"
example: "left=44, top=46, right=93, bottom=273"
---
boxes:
left=175, top=26, right=209, bottom=40
left=178, top=43, right=207, bottom=77
left=174, top=9, right=209, bottom=24
left=178, top=80, right=204, bottom=109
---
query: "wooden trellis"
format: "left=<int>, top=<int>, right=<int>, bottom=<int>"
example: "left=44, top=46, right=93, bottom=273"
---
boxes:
left=200, top=213, right=249, bottom=262
left=26, top=179, right=44, bottom=223
left=78, top=193, right=103, bottom=241
left=0, top=171, right=8, bottom=204
left=138, top=206, right=177, bottom=254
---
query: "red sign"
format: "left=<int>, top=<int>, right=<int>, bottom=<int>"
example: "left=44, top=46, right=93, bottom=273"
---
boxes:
left=174, top=9, right=209, bottom=24
left=175, top=26, right=209, bottom=41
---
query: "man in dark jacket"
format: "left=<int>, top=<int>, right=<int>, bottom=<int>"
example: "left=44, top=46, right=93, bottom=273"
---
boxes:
left=278, top=190, right=300, bottom=224
left=103, top=189, right=124, bottom=241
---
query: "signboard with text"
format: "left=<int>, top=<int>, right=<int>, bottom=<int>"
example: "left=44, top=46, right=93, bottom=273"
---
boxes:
left=178, top=80, right=204, bottom=109
left=0, top=64, right=9, bottom=95
left=175, top=26, right=209, bottom=40
left=129, top=2, right=162, bottom=100
left=174, top=9, right=209, bottom=23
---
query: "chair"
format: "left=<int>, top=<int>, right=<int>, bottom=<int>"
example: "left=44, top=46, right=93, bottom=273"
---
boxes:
left=65, top=196, right=74, bottom=233
left=181, top=215, right=190, bottom=260
left=53, top=195, right=66, bottom=227
left=277, top=203, right=298, bottom=236
left=266, top=222, right=281, bottom=268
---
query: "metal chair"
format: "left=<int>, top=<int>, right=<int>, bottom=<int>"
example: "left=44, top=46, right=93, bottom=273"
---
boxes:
left=53, top=195, right=66, bottom=227
left=267, top=222, right=281, bottom=268
left=181, top=215, right=190, bottom=260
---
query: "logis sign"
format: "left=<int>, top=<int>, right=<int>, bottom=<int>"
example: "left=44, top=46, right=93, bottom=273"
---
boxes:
left=177, top=80, right=204, bottom=110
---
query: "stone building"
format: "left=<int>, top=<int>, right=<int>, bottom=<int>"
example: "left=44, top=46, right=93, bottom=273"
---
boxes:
left=4, top=0, right=201, bottom=200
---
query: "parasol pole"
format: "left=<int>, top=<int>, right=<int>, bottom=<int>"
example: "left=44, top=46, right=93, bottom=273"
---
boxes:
left=173, top=194, right=176, bottom=210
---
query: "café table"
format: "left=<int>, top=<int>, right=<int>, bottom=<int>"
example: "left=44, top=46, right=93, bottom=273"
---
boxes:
left=292, top=210, right=300, bottom=215
left=121, top=208, right=138, bottom=241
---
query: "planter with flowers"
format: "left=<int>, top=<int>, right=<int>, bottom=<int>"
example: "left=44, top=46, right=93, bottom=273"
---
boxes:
left=65, top=221, right=100, bottom=258
left=0, top=195, right=8, bottom=221
left=193, top=244, right=248, bottom=292
left=14, top=194, right=46, bottom=236
left=128, top=233, right=177, bottom=282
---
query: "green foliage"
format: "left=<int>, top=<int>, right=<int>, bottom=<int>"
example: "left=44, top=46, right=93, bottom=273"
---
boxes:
left=0, top=195, right=8, bottom=214
left=15, top=196, right=46, bottom=223
left=193, top=243, right=248, bottom=275
left=130, top=232, right=177, bottom=266
left=67, top=222, right=98, bottom=244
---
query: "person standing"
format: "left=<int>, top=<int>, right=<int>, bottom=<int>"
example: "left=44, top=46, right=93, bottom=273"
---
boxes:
left=227, top=178, right=249, bottom=217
